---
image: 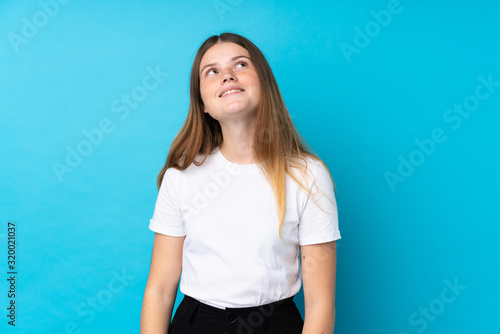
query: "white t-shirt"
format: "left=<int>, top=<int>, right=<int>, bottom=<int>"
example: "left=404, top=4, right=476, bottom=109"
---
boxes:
left=149, top=146, right=341, bottom=309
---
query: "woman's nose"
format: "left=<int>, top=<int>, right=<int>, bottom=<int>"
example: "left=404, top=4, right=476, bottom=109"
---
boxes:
left=221, top=70, right=236, bottom=83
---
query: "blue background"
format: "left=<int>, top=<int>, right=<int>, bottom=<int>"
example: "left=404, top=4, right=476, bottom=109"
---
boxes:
left=1, top=0, right=498, bottom=333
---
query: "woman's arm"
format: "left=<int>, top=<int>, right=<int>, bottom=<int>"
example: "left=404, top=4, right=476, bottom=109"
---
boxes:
left=140, top=233, right=185, bottom=334
left=300, top=240, right=337, bottom=334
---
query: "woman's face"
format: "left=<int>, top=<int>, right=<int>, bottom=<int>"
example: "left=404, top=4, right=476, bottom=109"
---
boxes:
left=199, top=42, right=261, bottom=122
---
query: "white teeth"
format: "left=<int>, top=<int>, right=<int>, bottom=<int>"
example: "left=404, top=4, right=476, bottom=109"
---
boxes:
left=221, top=89, right=242, bottom=97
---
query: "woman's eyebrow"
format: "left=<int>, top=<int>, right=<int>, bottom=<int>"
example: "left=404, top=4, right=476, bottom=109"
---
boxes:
left=200, top=55, right=251, bottom=74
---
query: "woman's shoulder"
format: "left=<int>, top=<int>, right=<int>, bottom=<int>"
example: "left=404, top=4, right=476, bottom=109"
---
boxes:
left=164, top=150, right=211, bottom=176
left=287, top=153, right=326, bottom=183
left=289, top=153, right=324, bottom=172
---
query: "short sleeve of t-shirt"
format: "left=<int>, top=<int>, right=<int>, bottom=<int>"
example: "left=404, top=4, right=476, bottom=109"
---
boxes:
left=149, top=168, right=186, bottom=237
left=299, top=161, right=341, bottom=246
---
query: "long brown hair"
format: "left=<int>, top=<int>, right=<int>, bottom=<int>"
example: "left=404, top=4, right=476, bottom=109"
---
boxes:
left=157, top=32, right=337, bottom=240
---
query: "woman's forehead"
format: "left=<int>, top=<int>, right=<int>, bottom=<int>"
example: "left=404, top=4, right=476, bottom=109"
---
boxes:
left=200, top=42, right=250, bottom=65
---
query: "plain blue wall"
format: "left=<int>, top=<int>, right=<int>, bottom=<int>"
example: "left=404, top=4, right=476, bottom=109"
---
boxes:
left=1, top=0, right=498, bottom=333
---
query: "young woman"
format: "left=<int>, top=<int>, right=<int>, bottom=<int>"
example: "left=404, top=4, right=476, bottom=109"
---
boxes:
left=140, top=32, right=341, bottom=334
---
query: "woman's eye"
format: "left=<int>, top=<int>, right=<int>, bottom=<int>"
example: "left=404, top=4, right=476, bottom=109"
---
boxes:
left=207, top=69, right=217, bottom=75
left=236, top=62, right=247, bottom=68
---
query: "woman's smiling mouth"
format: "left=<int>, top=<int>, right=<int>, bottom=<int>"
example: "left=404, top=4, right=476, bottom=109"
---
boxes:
left=219, top=87, right=245, bottom=97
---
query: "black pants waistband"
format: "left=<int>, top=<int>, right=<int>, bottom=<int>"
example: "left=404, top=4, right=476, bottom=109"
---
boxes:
left=182, top=294, right=297, bottom=327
